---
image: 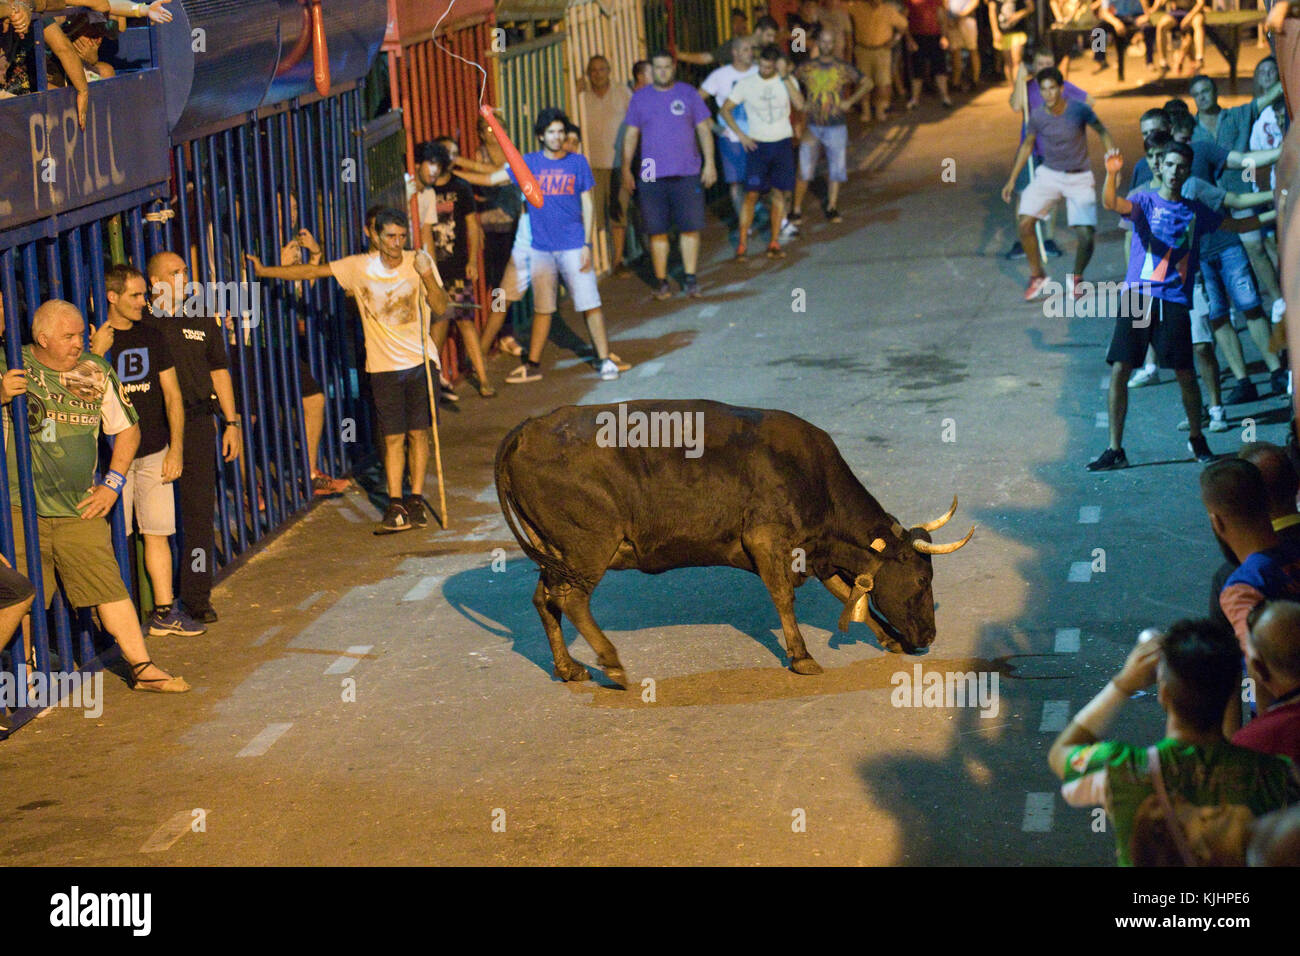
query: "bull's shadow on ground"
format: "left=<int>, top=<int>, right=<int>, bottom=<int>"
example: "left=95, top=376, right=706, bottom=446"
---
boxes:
left=443, top=558, right=904, bottom=683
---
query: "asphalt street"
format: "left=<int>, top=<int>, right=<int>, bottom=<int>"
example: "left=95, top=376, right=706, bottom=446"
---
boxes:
left=2, top=47, right=1289, bottom=866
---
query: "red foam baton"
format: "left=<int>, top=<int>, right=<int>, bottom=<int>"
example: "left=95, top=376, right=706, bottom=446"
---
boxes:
left=480, top=105, right=544, bottom=209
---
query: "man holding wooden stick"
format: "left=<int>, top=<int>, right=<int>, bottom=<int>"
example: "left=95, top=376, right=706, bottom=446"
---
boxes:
left=247, top=206, right=451, bottom=534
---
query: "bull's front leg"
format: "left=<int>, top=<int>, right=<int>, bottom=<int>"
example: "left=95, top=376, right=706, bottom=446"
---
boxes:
left=745, top=528, right=824, bottom=676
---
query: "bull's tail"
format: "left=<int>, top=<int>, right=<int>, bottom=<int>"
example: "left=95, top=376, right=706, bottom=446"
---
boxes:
left=494, top=422, right=580, bottom=585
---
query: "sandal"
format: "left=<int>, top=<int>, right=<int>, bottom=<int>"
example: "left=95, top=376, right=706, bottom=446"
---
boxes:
left=766, top=242, right=786, bottom=259
left=607, top=353, right=631, bottom=372
left=130, top=660, right=191, bottom=694
left=497, top=335, right=523, bottom=357
left=505, top=363, right=543, bottom=385
left=735, top=242, right=747, bottom=260
left=474, top=377, right=498, bottom=398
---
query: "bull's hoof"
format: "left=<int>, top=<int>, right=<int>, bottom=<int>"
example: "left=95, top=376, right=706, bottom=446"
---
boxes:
left=554, top=662, right=591, bottom=682
left=604, top=667, right=629, bottom=689
left=790, top=657, right=824, bottom=676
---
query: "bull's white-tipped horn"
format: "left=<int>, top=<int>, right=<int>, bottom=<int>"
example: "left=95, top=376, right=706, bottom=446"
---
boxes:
left=913, top=525, right=975, bottom=555
left=916, top=495, right=958, bottom=533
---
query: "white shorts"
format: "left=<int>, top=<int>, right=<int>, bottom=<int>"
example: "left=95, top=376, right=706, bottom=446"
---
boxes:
left=1017, top=166, right=1098, bottom=227
left=123, top=447, right=176, bottom=537
left=530, top=247, right=601, bottom=314
left=500, top=248, right=530, bottom=303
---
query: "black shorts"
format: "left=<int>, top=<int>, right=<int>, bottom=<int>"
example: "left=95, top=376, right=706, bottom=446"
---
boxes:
left=298, top=358, right=323, bottom=397
left=371, top=362, right=437, bottom=437
left=0, top=562, right=35, bottom=611
left=911, top=34, right=948, bottom=77
left=1105, top=294, right=1194, bottom=371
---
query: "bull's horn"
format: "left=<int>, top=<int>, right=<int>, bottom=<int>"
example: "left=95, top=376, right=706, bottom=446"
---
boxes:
left=916, top=495, right=958, bottom=533
left=869, top=537, right=887, bottom=552
left=822, top=575, right=852, bottom=602
left=913, top=525, right=975, bottom=555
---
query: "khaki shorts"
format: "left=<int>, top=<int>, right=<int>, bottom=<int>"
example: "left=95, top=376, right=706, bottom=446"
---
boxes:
left=11, top=509, right=130, bottom=609
left=947, top=17, right=978, bottom=51
left=854, top=46, right=893, bottom=93
left=123, top=448, right=177, bottom=537
left=590, top=167, right=613, bottom=229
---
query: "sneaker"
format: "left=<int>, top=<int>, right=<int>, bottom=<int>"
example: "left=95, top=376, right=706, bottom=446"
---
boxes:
left=652, top=279, right=673, bottom=300
left=1086, top=447, right=1129, bottom=471
left=439, top=382, right=460, bottom=404
left=683, top=276, right=701, bottom=298
left=498, top=335, right=523, bottom=357
left=1127, top=365, right=1161, bottom=388
left=599, top=359, right=619, bottom=381
left=786, top=211, right=803, bottom=226
left=1067, top=274, right=1087, bottom=300
left=375, top=502, right=412, bottom=534
left=1188, top=434, right=1215, bottom=463
left=505, top=363, right=543, bottom=384
left=607, top=352, right=632, bottom=372
left=1177, top=407, right=1209, bottom=431
left=148, top=604, right=207, bottom=637
left=1208, top=405, right=1228, bottom=432
left=1223, top=378, right=1259, bottom=405
left=403, top=495, right=431, bottom=529
left=1024, top=276, right=1048, bottom=301
left=1271, top=366, right=1289, bottom=396
left=826, top=207, right=843, bottom=223
left=1043, top=239, right=1064, bottom=258
left=780, top=217, right=800, bottom=238
left=766, top=241, right=786, bottom=259
left=312, top=471, right=350, bottom=496
left=1004, top=240, right=1027, bottom=260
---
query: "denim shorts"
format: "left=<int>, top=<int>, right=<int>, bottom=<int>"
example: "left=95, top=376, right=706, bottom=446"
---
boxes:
left=717, top=136, right=748, bottom=184
left=799, top=124, right=848, bottom=182
left=637, top=174, right=707, bottom=235
left=1200, top=241, right=1260, bottom=322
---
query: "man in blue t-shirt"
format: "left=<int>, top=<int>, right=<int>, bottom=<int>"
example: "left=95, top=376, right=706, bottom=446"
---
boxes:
left=1088, top=142, right=1267, bottom=473
left=478, top=108, right=620, bottom=384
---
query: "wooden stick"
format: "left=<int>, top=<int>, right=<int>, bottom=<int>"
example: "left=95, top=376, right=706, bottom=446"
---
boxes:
left=419, top=326, right=449, bottom=530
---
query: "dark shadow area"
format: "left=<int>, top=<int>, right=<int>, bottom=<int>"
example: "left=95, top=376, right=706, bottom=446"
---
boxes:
left=443, top=558, right=901, bottom=685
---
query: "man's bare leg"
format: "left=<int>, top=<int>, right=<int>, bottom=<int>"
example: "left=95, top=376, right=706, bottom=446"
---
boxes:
left=455, top=317, right=492, bottom=387
left=1108, top=361, right=1132, bottom=449
left=650, top=234, right=671, bottom=282
left=406, top=428, right=429, bottom=501
left=1212, top=319, right=1251, bottom=380
left=1175, top=367, right=1206, bottom=440
left=738, top=193, right=759, bottom=249
left=769, top=190, right=786, bottom=246
left=143, top=534, right=176, bottom=607
left=527, top=311, right=553, bottom=363
left=98, top=598, right=179, bottom=683
left=1244, top=313, right=1283, bottom=371
left=680, top=231, right=700, bottom=275
left=611, top=224, right=627, bottom=271
left=1193, top=343, right=1222, bottom=407
left=383, top=434, right=406, bottom=499
left=303, top=391, right=325, bottom=473
left=583, top=308, right=610, bottom=360
left=827, top=180, right=841, bottom=211
left=1018, top=214, right=1045, bottom=278
left=793, top=176, right=811, bottom=216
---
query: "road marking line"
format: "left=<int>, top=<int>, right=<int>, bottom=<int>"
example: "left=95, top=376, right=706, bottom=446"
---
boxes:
left=1040, top=700, right=1071, bottom=732
left=402, top=574, right=445, bottom=602
left=698, top=304, right=721, bottom=318
left=461, top=606, right=510, bottom=632
left=1094, top=412, right=1108, bottom=428
left=1067, top=561, right=1092, bottom=583
left=252, top=625, right=283, bottom=647
left=1099, top=375, right=1110, bottom=390
left=324, top=645, right=373, bottom=676
left=1054, top=627, right=1081, bottom=653
left=1022, top=793, right=1055, bottom=832
left=350, top=497, right=382, bottom=521
left=1078, top=506, right=1101, bottom=524
left=296, top=591, right=325, bottom=611
left=236, top=722, right=293, bottom=758
left=139, top=810, right=195, bottom=853
left=637, top=360, right=665, bottom=377
left=336, top=506, right=362, bottom=523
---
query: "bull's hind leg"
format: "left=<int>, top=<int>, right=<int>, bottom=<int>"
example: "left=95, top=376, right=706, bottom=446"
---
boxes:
left=747, top=529, right=823, bottom=676
left=557, top=588, right=628, bottom=689
left=534, top=577, right=589, bottom=682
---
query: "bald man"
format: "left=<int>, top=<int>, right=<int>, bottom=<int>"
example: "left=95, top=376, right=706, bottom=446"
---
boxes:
left=146, top=251, right=242, bottom=624
left=1234, top=600, right=1300, bottom=762
left=0, top=300, right=187, bottom=692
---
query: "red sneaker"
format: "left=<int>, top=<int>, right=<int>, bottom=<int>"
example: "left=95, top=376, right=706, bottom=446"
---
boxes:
left=1024, top=275, right=1049, bottom=301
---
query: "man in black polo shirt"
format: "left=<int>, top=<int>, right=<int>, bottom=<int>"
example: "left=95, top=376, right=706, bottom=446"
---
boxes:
left=146, top=251, right=242, bottom=624
left=94, top=264, right=204, bottom=637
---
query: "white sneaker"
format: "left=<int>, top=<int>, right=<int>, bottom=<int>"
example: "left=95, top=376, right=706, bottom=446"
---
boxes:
left=1127, top=365, right=1161, bottom=388
left=599, top=359, right=619, bottom=381
left=779, top=218, right=800, bottom=238
left=1208, top=405, right=1228, bottom=432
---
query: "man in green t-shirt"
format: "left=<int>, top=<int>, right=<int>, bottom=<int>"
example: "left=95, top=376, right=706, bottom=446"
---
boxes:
left=0, top=299, right=188, bottom=693
left=1048, top=618, right=1298, bottom=865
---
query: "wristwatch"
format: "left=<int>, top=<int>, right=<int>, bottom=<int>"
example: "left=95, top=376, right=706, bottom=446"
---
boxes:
left=224, top=418, right=241, bottom=428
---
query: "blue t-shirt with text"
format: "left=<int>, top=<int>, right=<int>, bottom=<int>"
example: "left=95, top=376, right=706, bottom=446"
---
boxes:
left=509, top=151, right=594, bottom=252
left=1122, top=190, right=1223, bottom=304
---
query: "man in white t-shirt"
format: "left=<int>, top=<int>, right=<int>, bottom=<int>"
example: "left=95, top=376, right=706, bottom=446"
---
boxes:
left=579, top=54, right=633, bottom=271
left=721, top=44, right=804, bottom=260
left=248, top=207, right=450, bottom=535
left=701, top=36, right=758, bottom=225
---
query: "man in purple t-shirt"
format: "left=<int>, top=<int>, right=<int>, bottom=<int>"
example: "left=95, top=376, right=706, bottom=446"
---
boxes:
left=621, top=51, right=717, bottom=300
left=1004, top=46, right=1091, bottom=261
left=1088, top=142, right=1267, bottom=473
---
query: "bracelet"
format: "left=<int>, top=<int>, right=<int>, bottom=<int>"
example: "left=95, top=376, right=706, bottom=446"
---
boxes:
left=224, top=419, right=241, bottom=428
left=102, top=470, right=126, bottom=495
left=132, top=1, right=148, bottom=16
